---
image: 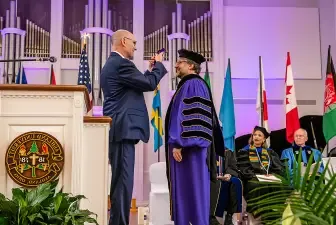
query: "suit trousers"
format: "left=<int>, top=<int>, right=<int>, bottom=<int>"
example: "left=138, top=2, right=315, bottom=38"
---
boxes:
left=215, top=177, right=243, bottom=216
left=210, top=177, right=243, bottom=219
left=109, top=140, right=136, bottom=225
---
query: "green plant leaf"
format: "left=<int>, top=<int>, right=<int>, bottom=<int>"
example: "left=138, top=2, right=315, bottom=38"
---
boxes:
left=53, top=193, right=63, bottom=214
left=250, top=150, right=336, bottom=224
left=315, top=175, right=336, bottom=217
left=26, top=182, right=53, bottom=206
left=0, top=179, right=99, bottom=225
left=300, top=151, right=315, bottom=193
left=0, top=193, right=6, bottom=201
left=12, top=188, right=27, bottom=208
left=0, top=199, right=18, bottom=217
left=66, top=209, right=98, bottom=224
left=34, top=222, right=49, bottom=225
left=27, top=212, right=43, bottom=222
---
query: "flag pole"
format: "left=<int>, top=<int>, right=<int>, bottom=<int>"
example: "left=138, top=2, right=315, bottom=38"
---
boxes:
left=259, top=56, right=264, bottom=127
left=50, top=64, right=53, bottom=84
left=309, top=118, right=318, bottom=149
left=158, top=118, right=161, bottom=162
left=158, top=102, right=161, bottom=162
left=19, top=62, right=22, bottom=84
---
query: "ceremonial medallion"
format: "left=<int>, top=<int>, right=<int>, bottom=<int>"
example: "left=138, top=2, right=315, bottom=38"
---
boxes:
left=5, top=131, right=64, bottom=188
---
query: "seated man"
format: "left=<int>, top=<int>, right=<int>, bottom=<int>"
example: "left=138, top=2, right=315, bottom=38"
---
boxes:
left=281, top=128, right=324, bottom=177
left=209, top=149, right=242, bottom=225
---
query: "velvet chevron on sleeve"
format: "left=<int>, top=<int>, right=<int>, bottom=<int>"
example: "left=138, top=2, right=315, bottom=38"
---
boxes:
left=168, top=78, right=213, bottom=149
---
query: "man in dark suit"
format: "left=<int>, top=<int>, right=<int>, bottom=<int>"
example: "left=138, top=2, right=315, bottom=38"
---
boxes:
left=100, top=29, right=167, bottom=225
left=210, top=149, right=242, bottom=225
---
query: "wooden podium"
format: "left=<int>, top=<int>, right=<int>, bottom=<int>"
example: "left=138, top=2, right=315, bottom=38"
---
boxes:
left=0, top=84, right=111, bottom=225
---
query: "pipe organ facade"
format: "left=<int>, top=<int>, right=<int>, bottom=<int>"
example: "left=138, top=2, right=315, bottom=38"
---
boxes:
left=0, top=1, right=25, bottom=84
left=25, top=19, right=50, bottom=58
left=0, top=0, right=212, bottom=99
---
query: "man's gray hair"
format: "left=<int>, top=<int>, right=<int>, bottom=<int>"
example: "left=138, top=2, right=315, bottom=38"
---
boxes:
left=295, top=128, right=308, bottom=137
left=186, top=59, right=201, bottom=74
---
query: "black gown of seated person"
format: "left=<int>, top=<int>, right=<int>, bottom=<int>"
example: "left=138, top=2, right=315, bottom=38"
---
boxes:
left=236, top=144, right=284, bottom=216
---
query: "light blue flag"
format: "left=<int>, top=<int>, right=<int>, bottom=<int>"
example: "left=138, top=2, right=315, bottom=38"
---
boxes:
left=219, top=58, right=236, bottom=151
left=15, top=66, right=28, bottom=84
left=151, top=85, right=163, bottom=152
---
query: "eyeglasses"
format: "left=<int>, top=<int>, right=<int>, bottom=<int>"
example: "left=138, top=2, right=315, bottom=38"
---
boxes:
left=124, top=37, right=136, bottom=46
left=176, top=60, right=188, bottom=64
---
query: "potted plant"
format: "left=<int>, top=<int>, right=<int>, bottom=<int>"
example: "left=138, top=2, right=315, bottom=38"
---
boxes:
left=247, top=149, right=336, bottom=225
left=0, top=179, right=98, bottom=225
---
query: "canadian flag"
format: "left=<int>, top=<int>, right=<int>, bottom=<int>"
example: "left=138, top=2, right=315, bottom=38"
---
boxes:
left=285, top=52, right=300, bottom=143
left=256, top=56, right=270, bottom=146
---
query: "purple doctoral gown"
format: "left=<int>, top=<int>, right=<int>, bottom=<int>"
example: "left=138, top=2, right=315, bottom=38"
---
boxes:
left=166, top=77, right=212, bottom=225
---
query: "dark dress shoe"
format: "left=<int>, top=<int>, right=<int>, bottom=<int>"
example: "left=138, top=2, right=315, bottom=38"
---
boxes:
left=209, top=216, right=221, bottom=225
left=224, top=213, right=234, bottom=225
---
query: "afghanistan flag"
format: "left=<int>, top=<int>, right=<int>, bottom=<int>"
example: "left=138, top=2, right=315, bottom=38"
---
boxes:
left=204, top=61, right=211, bottom=88
left=323, top=45, right=336, bottom=142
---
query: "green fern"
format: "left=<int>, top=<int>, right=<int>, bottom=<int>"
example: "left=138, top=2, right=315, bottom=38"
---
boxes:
left=248, top=149, right=336, bottom=225
left=0, top=180, right=98, bottom=225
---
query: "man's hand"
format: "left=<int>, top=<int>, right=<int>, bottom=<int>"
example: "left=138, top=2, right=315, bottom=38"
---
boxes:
left=217, top=174, right=231, bottom=181
left=155, top=52, right=164, bottom=62
left=223, top=174, right=231, bottom=181
left=173, top=148, right=182, bottom=162
left=148, top=56, right=155, bottom=71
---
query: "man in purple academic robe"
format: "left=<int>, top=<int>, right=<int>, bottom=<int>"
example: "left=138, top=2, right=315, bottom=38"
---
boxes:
left=165, top=49, right=225, bottom=225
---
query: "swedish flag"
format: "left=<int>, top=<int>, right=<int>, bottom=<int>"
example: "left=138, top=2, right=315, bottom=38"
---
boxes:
left=151, top=85, right=164, bottom=152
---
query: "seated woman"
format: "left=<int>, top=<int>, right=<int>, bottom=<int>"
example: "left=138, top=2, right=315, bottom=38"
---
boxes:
left=236, top=126, right=284, bottom=218
left=210, top=149, right=243, bottom=225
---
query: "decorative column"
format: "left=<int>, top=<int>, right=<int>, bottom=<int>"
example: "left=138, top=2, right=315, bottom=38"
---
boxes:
left=1, top=27, right=26, bottom=84
left=211, top=0, right=225, bottom=110
left=0, top=0, right=25, bottom=84
left=71, top=92, right=85, bottom=195
left=50, top=0, right=64, bottom=84
left=168, top=3, right=189, bottom=95
left=82, top=0, right=113, bottom=108
left=167, top=32, right=189, bottom=90
left=132, top=0, right=145, bottom=205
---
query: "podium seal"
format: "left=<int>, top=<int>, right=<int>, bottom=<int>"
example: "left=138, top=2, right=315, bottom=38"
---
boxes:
left=5, top=131, right=65, bottom=188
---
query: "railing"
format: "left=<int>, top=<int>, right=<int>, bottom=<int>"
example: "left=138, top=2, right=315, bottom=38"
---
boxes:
left=61, top=35, right=81, bottom=58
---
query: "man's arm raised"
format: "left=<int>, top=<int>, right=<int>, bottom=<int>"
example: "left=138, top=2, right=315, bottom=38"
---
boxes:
left=118, top=53, right=167, bottom=92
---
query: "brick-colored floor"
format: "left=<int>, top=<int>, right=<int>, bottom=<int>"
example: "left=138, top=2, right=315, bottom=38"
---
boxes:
left=130, top=212, right=138, bottom=225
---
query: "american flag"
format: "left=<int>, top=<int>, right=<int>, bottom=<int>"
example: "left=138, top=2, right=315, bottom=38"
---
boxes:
left=77, top=44, right=93, bottom=113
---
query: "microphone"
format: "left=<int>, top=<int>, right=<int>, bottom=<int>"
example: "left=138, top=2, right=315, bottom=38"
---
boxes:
left=49, top=56, right=57, bottom=63
left=0, top=56, right=57, bottom=63
left=36, top=57, right=57, bottom=63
